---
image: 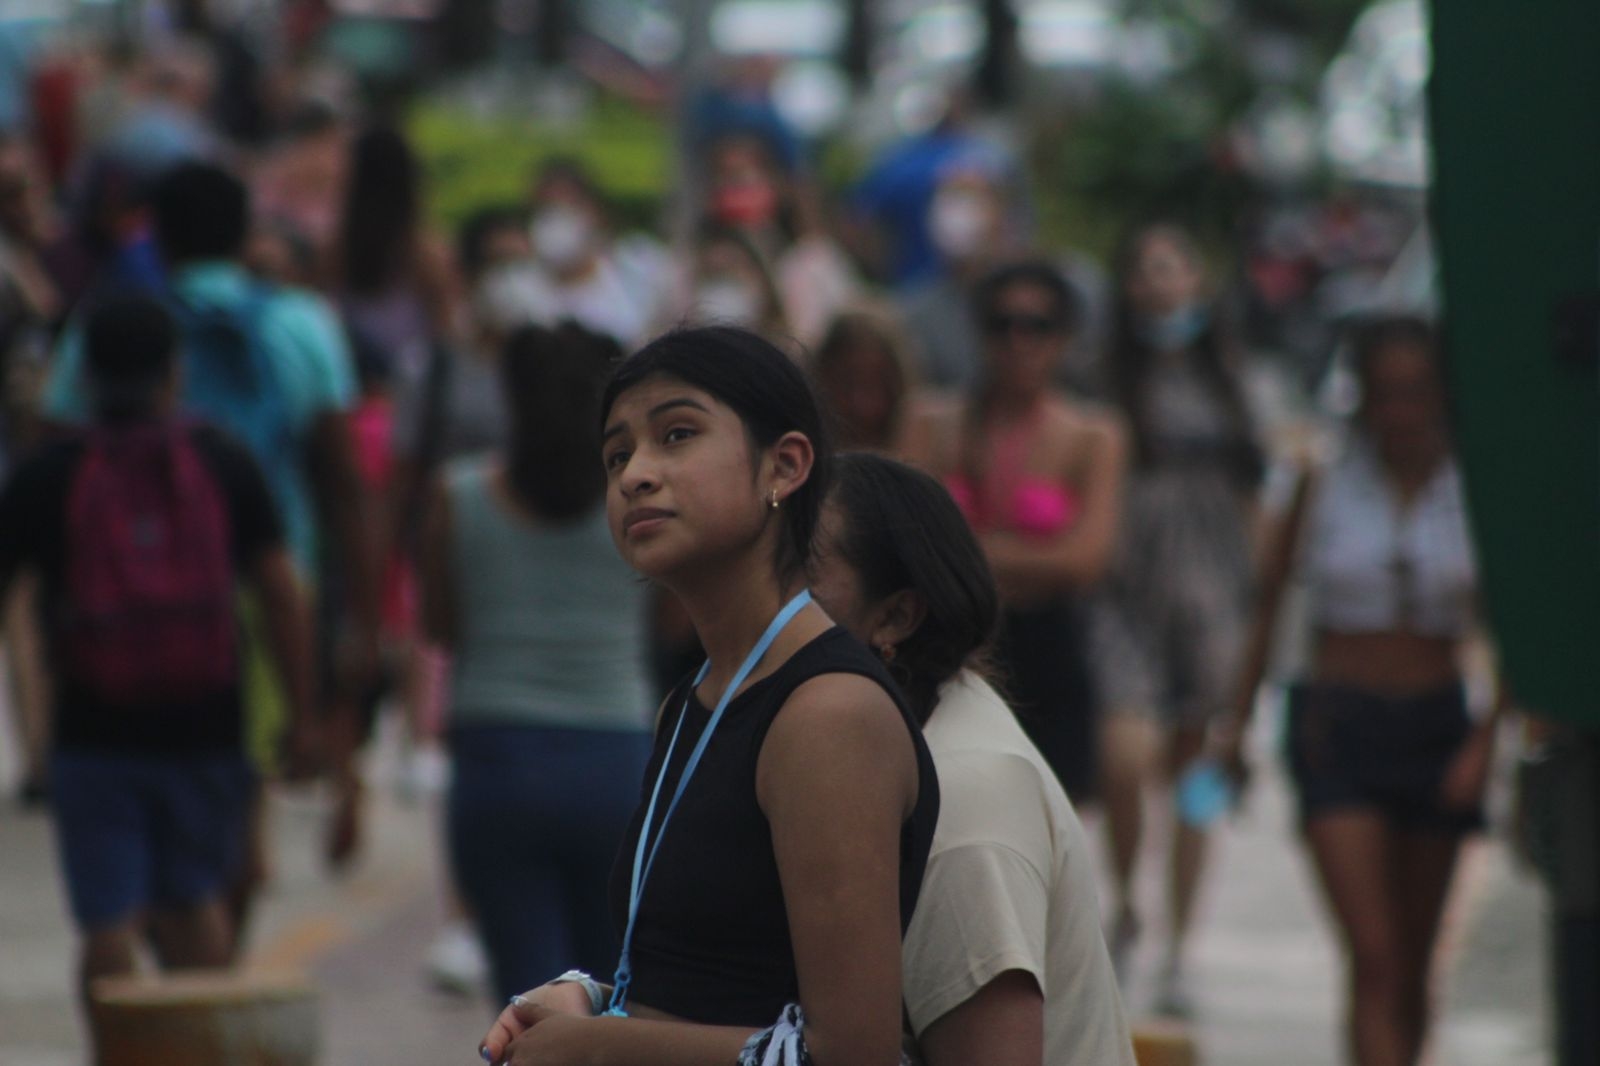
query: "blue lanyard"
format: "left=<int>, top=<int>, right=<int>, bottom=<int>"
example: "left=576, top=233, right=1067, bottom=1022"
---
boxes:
left=606, top=589, right=812, bottom=1017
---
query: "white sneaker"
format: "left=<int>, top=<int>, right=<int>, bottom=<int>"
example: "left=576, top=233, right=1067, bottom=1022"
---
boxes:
left=398, top=744, right=450, bottom=804
left=426, top=921, right=488, bottom=996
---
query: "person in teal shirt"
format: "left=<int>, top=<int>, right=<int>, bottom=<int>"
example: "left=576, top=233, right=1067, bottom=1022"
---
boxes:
left=42, top=169, right=358, bottom=576
left=40, top=163, right=379, bottom=941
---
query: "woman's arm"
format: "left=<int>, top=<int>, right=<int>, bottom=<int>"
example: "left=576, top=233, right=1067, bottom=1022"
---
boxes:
left=980, top=409, right=1128, bottom=595
left=498, top=1007, right=757, bottom=1066
left=482, top=672, right=917, bottom=1066
left=758, top=672, right=920, bottom=1066
left=1216, top=462, right=1316, bottom=783
left=418, top=474, right=458, bottom=650
left=918, top=971, right=1043, bottom=1066
left=893, top=392, right=961, bottom=474
left=1439, top=621, right=1514, bottom=811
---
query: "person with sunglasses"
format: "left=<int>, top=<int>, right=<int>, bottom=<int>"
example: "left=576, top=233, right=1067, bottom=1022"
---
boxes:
left=901, top=258, right=1128, bottom=807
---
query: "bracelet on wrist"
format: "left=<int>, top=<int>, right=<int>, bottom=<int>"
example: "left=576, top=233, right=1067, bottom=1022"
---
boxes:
left=549, top=969, right=605, bottom=1015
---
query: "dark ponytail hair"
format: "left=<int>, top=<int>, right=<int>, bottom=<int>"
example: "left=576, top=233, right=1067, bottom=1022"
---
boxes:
left=502, top=322, right=620, bottom=521
left=339, top=124, right=420, bottom=296
left=826, top=453, right=999, bottom=724
left=600, top=326, right=830, bottom=583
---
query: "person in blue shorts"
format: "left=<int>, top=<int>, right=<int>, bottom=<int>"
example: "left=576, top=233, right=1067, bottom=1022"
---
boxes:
left=0, top=294, right=313, bottom=1029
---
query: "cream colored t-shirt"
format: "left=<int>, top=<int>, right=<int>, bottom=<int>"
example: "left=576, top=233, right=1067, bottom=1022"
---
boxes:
left=904, top=672, right=1135, bottom=1066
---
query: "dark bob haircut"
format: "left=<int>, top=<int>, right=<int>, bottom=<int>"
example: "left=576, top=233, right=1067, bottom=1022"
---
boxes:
left=501, top=321, right=620, bottom=522
left=601, top=326, right=830, bottom=584
left=971, top=257, right=1084, bottom=337
left=825, top=452, right=999, bottom=725
left=153, top=161, right=250, bottom=264
left=85, top=292, right=179, bottom=416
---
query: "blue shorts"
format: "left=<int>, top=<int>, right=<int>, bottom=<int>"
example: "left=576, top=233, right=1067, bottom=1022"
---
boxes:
left=50, top=748, right=255, bottom=929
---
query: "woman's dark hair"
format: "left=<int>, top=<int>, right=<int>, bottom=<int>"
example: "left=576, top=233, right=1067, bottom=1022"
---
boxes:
left=531, top=156, right=609, bottom=219
left=961, top=258, right=1081, bottom=488
left=826, top=453, right=999, bottom=725
left=84, top=293, right=178, bottom=417
left=600, top=326, right=830, bottom=583
left=339, top=124, right=420, bottom=295
left=1347, top=312, right=1438, bottom=402
left=153, top=161, right=249, bottom=263
left=502, top=322, right=621, bottom=521
left=1107, top=221, right=1263, bottom=491
left=971, top=258, right=1083, bottom=337
left=456, top=204, right=528, bottom=283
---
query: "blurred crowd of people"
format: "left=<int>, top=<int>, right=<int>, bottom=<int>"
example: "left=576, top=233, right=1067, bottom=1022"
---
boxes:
left=0, top=6, right=1513, bottom=1066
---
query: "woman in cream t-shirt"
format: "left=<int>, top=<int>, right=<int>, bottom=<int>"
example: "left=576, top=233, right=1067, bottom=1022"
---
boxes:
left=811, top=452, right=1133, bottom=1066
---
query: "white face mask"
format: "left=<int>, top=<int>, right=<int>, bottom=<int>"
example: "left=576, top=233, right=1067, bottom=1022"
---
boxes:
left=531, top=206, right=594, bottom=271
left=928, top=188, right=994, bottom=260
left=694, top=277, right=763, bottom=326
left=474, top=262, right=558, bottom=332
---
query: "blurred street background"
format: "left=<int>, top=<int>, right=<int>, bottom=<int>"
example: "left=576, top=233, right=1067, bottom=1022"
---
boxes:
left=0, top=701, right=1552, bottom=1066
left=0, top=1, right=1592, bottom=1064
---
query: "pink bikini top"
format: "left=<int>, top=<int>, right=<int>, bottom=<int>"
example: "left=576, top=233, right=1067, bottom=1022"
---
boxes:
left=942, top=413, right=1081, bottom=537
left=945, top=475, right=1079, bottom=537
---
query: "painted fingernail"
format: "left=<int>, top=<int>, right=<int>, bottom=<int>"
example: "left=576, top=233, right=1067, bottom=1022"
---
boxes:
left=511, top=995, right=528, bottom=1008
left=479, top=1044, right=492, bottom=1063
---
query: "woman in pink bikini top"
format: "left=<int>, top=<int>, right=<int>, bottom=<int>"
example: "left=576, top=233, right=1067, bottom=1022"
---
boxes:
left=904, top=261, right=1126, bottom=603
left=901, top=258, right=1127, bottom=802
left=942, top=413, right=1082, bottom=539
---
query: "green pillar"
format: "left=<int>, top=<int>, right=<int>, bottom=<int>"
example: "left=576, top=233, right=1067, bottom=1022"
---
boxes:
left=1427, top=0, right=1600, bottom=728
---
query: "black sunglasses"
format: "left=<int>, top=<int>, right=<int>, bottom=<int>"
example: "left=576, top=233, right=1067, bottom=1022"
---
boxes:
left=982, top=311, right=1062, bottom=338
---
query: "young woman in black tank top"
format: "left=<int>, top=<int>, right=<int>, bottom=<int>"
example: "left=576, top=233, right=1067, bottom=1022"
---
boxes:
left=480, top=327, right=939, bottom=1066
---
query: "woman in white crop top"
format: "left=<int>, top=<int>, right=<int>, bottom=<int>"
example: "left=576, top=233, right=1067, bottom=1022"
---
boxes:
left=1219, top=315, right=1504, bottom=1066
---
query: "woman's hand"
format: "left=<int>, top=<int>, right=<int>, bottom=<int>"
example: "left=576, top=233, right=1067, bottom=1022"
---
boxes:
left=1439, top=724, right=1495, bottom=812
left=482, top=998, right=759, bottom=1066
left=1212, top=715, right=1253, bottom=800
left=499, top=1004, right=595, bottom=1066
left=481, top=984, right=595, bottom=1065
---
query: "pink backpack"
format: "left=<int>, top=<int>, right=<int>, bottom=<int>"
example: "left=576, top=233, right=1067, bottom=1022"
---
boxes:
left=61, top=423, right=238, bottom=704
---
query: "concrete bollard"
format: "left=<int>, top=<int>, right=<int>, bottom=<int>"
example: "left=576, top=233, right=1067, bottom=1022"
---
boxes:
left=1131, top=1018, right=1198, bottom=1066
left=89, top=968, right=320, bottom=1066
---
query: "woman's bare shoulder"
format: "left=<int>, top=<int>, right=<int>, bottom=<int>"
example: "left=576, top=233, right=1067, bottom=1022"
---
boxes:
left=906, top=388, right=965, bottom=424
left=1043, top=393, right=1127, bottom=451
left=758, top=671, right=913, bottom=804
left=897, top=388, right=967, bottom=469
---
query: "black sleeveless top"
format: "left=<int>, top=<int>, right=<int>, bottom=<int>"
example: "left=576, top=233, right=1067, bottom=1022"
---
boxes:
left=606, top=626, right=940, bottom=1027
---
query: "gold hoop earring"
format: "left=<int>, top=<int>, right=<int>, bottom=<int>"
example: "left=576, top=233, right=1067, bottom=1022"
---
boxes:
left=768, top=489, right=780, bottom=511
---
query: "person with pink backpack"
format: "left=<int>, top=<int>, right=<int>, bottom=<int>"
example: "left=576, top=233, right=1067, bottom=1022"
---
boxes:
left=0, top=293, right=313, bottom=1042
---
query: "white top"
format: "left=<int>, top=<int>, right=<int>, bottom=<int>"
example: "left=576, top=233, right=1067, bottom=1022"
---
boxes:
left=903, top=672, right=1135, bottom=1066
left=1305, top=441, right=1477, bottom=637
left=474, top=253, right=658, bottom=347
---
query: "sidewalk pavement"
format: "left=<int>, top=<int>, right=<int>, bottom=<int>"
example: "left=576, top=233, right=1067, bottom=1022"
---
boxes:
left=1, top=707, right=1552, bottom=1066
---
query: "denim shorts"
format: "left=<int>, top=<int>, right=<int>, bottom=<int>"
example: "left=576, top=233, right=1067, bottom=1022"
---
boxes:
left=50, top=748, right=255, bottom=929
left=1284, top=682, right=1484, bottom=835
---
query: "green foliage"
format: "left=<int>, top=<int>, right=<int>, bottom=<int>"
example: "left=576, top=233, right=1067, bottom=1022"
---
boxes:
left=406, top=93, right=672, bottom=232
left=1026, top=0, right=1375, bottom=260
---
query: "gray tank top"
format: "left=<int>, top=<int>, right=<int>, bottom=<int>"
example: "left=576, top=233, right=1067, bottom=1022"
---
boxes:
left=445, top=457, right=652, bottom=732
